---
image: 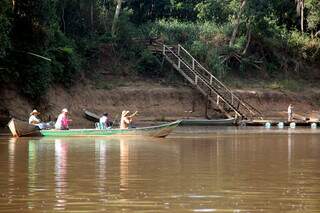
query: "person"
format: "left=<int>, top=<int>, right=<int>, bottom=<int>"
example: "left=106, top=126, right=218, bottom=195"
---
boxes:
left=288, top=104, right=293, bottom=122
left=29, top=109, right=51, bottom=129
left=120, top=110, right=138, bottom=129
left=99, top=112, right=110, bottom=129
left=29, top=109, right=41, bottom=125
left=55, top=108, right=72, bottom=130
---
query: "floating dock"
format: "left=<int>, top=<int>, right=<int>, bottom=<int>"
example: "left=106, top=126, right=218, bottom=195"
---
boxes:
left=243, top=119, right=319, bottom=127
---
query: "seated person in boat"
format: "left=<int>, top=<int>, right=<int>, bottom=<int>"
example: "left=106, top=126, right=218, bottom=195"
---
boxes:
left=120, top=110, right=138, bottom=129
left=55, top=108, right=72, bottom=130
left=29, top=109, right=51, bottom=129
left=29, top=109, right=41, bottom=125
left=99, top=112, right=111, bottom=129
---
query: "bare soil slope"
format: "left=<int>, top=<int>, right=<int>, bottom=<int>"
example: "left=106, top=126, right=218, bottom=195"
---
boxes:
left=1, top=80, right=320, bottom=128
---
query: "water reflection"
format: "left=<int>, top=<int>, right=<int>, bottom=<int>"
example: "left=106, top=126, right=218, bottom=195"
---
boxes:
left=0, top=129, right=319, bottom=212
left=95, top=139, right=107, bottom=196
left=8, top=138, right=16, bottom=205
left=27, top=140, right=36, bottom=209
left=54, top=139, right=68, bottom=210
left=120, top=139, right=129, bottom=191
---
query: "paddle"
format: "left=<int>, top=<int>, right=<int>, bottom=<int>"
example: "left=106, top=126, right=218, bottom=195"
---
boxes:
left=111, top=114, right=119, bottom=129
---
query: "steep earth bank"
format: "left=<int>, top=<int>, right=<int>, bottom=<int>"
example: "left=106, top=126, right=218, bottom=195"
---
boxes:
left=1, top=80, right=320, bottom=128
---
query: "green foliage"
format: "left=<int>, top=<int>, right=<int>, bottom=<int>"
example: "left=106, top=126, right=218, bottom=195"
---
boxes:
left=135, top=50, right=162, bottom=77
left=1, top=0, right=320, bottom=103
left=52, top=46, right=82, bottom=87
left=152, top=19, right=201, bottom=45
left=195, top=0, right=233, bottom=24
left=0, top=1, right=11, bottom=57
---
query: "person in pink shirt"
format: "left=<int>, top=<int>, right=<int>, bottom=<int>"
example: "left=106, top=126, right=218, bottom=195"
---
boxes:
left=55, top=108, right=72, bottom=130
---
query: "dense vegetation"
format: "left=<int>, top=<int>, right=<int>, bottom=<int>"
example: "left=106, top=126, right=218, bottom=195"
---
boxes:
left=0, top=0, right=319, bottom=102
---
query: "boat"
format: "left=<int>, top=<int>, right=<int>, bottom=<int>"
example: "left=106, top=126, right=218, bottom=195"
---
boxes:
left=83, top=109, right=100, bottom=122
left=180, top=118, right=235, bottom=126
left=8, top=118, right=181, bottom=138
left=8, top=118, right=40, bottom=137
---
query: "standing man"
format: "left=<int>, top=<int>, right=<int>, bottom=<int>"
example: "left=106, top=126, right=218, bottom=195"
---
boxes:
left=120, top=110, right=138, bottom=129
left=288, top=104, right=293, bottom=122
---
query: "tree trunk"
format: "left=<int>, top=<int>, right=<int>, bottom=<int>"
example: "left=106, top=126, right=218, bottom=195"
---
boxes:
left=61, top=6, right=66, bottom=33
left=300, top=0, right=304, bottom=32
left=229, top=0, right=246, bottom=47
left=90, top=0, right=94, bottom=32
left=112, top=0, right=123, bottom=37
left=242, top=20, right=251, bottom=55
left=12, top=0, right=15, bottom=10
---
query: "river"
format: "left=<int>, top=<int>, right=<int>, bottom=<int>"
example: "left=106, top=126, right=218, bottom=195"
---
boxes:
left=0, top=127, right=319, bottom=212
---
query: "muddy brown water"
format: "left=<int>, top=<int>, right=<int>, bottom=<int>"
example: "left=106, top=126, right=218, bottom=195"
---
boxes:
left=0, top=127, right=319, bottom=212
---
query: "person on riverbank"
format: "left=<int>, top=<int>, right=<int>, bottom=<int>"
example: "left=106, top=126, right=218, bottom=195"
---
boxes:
left=288, top=104, right=293, bottom=122
left=99, top=112, right=110, bottom=129
left=120, top=110, right=138, bottom=129
left=55, top=108, right=72, bottom=130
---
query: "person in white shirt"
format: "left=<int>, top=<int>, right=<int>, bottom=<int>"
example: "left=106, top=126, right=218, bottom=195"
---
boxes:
left=29, top=109, right=41, bottom=125
left=288, top=104, right=293, bottom=122
left=99, top=112, right=109, bottom=128
left=29, top=109, right=51, bottom=129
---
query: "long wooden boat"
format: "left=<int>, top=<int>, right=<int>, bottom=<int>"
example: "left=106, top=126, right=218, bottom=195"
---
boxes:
left=180, top=118, right=235, bottom=126
left=83, top=109, right=100, bottom=122
left=8, top=118, right=181, bottom=138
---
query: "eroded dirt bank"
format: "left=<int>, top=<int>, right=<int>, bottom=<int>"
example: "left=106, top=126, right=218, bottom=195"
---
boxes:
left=1, top=81, right=320, bottom=128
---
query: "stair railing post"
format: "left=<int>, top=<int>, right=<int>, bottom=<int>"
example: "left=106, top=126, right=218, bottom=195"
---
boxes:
left=210, top=76, right=213, bottom=85
left=195, top=75, right=198, bottom=85
left=178, top=44, right=181, bottom=56
left=178, top=58, right=181, bottom=69
left=192, top=58, right=195, bottom=70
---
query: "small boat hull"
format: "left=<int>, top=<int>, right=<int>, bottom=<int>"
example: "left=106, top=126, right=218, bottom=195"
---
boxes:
left=40, top=120, right=181, bottom=138
left=180, top=118, right=235, bottom=126
left=83, top=110, right=100, bottom=122
left=8, top=118, right=40, bottom=137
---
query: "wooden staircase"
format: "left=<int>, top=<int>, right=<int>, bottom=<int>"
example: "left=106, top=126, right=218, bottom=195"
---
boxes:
left=163, top=44, right=263, bottom=120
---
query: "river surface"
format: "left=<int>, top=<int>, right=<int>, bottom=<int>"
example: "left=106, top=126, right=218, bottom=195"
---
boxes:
left=0, top=127, right=319, bottom=212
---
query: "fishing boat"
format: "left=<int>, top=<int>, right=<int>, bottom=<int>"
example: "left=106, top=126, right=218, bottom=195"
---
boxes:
left=83, top=109, right=100, bottom=122
left=8, top=118, right=181, bottom=138
left=8, top=118, right=40, bottom=137
left=180, top=118, right=235, bottom=126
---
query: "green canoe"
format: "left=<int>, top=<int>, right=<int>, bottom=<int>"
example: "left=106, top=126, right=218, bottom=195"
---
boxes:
left=8, top=118, right=181, bottom=138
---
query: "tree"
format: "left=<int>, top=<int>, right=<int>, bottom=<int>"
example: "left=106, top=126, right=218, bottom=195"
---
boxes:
left=295, top=0, right=305, bottom=32
left=229, top=0, right=246, bottom=47
left=112, top=0, right=122, bottom=36
left=305, top=0, right=320, bottom=37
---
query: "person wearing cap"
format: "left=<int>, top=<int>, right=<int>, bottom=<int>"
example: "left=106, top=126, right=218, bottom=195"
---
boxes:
left=55, top=108, right=72, bottom=130
left=99, top=112, right=110, bottom=129
left=29, top=109, right=41, bottom=125
left=120, top=110, right=138, bottom=129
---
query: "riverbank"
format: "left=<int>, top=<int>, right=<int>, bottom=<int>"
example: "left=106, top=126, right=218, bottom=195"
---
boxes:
left=1, top=78, right=320, bottom=128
